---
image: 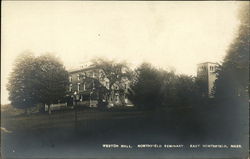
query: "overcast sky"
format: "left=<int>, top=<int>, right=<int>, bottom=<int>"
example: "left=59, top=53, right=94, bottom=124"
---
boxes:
left=1, top=1, right=241, bottom=104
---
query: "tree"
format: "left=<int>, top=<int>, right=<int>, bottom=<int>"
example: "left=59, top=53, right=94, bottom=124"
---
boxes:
left=211, top=3, right=249, bottom=140
left=7, top=52, right=37, bottom=114
left=174, top=75, right=198, bottom=106
left=214, top=3, right=249, bottom=100
left=158, top=70, right=198, bottom=108
left=158, top=69, right=177, bottom=107
left=128, top=63, right=202, bottom=109
left=8, top=53, right=69, bottom=115
left=32, top=54, right=69, bottom=114
left=128, top=63, right=163, bottom=109
left=91, top=58, right=132, bottom=106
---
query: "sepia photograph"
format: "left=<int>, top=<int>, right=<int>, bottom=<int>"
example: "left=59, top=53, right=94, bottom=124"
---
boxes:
left=1, top=1, right=249, bottom=159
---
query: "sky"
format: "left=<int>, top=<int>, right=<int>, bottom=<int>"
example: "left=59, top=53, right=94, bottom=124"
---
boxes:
left=1, top=1, right=241, bottom=104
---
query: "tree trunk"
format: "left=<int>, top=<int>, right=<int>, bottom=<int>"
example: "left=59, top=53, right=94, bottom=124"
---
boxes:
left=120, top=93, right=126, bottom=106
left=39, top=104, right=45, bottom=113
left=25, top=108, right=28, bottom=115
left=48, top=104, right=51, bottom=115
left=25, top=108, right=31, bottom=116
left=107, top=88, right=111, bottom=105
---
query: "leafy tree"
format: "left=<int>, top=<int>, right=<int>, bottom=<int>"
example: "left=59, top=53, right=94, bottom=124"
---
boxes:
left=210, top=3, right=249, bottom=140
left=174, top=75, right=197, bottom=106
left=8, top=53, right=69, bottom=115
left=195, top=76, right=209, bottom=99
left=91, top=58, right=132, bottom=106
left=158, top=70, right=178, bottom=107
left=129, top=62, right=204, bottom=109
left=128, top=63, right=163, bottom=109
left=32, top=54, right=69, bottom=114
left=78, top=73, right=109, bottom=108
left=160, top=72, right=199, bottom=108
left=7, top=52, right=37, bottom=114
left=214, top=3, right=249, bottom=100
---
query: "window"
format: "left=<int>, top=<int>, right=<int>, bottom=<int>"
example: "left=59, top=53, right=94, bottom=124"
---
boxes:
left=69, top=84, right=72, bottom=92
left=210, top=66, right=214, bottom=71
left=92, top=81, right=95, bottom=90
left=77, top=74, right=80, bottom=81
left=106, top=81, right=109, bottom=88
left=115, top=95, right=119, bottom=102
left=99, top=70, right=102, bottom=78
left=92, top=72, right=95, bottom=78
left=125, top=95, right=128, bottom=103
left=77, top=83, right=80, bottom=91
left=83, top=82, right=86, bottom=91
left=69, top=76, right=72, bottom=82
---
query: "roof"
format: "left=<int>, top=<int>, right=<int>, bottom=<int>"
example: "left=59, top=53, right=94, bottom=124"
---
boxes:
left=68, top=66, right=99, bottom=74
left=197, top=62, right=219, bottom=66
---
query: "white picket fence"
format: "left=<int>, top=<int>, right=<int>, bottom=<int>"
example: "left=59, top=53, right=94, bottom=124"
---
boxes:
left=45, top=103, right=70, bottom=112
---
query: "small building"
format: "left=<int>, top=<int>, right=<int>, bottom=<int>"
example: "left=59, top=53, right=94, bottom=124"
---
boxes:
left=197, top=62, right=219, bottom=98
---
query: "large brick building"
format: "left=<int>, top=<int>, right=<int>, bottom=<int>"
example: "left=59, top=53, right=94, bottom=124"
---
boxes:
left=197, top=62, right=219, bottom=98
left=68, top=63, right=133, bottom=108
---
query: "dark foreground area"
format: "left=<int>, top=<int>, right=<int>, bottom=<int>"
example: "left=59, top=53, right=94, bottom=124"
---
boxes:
left=1, top=102, right=248, bottom=159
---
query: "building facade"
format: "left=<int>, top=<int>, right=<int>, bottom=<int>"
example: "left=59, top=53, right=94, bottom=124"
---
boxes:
left=68, top=64, right=133, bottom=108
left=197, top=62, right=218, bottom=98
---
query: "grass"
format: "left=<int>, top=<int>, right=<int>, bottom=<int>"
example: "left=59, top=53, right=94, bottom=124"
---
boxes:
left=1, top=104, right=248, bottom=159
left=1, top=105, right=146, bottom=131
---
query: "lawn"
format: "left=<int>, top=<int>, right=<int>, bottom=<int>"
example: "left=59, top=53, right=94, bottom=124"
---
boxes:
left=1, top=107, right=146, bottom=131
left=1, top=104, right=248, bottom=159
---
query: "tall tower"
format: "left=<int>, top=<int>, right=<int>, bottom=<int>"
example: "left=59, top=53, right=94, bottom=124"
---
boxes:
left=197, top=62, right=218, bottom=98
